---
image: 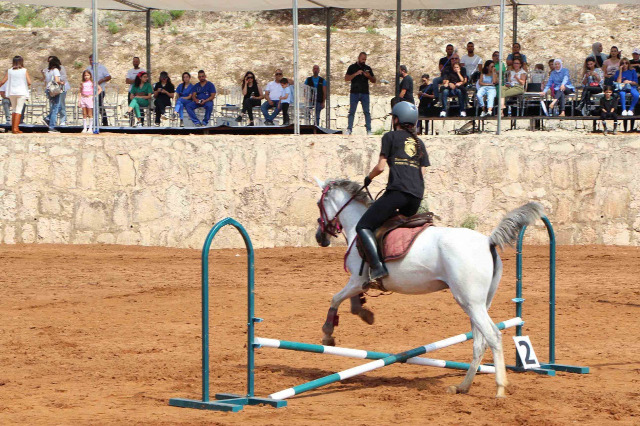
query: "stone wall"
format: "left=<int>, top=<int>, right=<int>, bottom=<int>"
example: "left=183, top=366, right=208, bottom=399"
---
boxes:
left=0, top=133, right=638, bottom=248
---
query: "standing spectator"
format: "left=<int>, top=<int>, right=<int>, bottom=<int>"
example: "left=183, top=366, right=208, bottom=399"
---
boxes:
left=603, top=46, right=621, bottom=86
left=599, top=85, right=618, bottom=135
left=431, top=44, right=455, bottom=109
left=43, top=56, right=70, bottom=126
left=125, top=56, right=145, bottom=96
left=630, top=48, right=640, bottom=73
left=398, top=65, right=414, bottom=104
left=416, top=74, right=435, bottom=133
left=304, top=65, right=327, bottom=126
left=261, top=69, right=284, bottom=125
left=587, top=42, right=608, bottom=68
left=460, top=42, right=483, bottom=82
left=0, top=56, right=31, bottom=134
left=507, top=43, right=528, bottom=70
left=185, top=70, right=216, bottom=127
left=0, top=82, right=10, bottom=125
left=541, top=59, right=574, bottom=117
left=86, top=54, right=111, bottom=126
left=345, top=52, right=376, bottom=135
left=236, top=71, right=262, bottom=126
left=79, top=69, right=101, bottom=133
left=174, top=72, right=193, bottom=127
left=123, top=71, right=153, bottom=127
left=499, top=58, right=526, bottom=116
left=441, top=62, right=467, bottom=117
left=613, top=58, right=639, bottom=116
left=279, top=78, right=292, bottom=126
left=153, top=71, right=175, bottom=126
left=576, top=57, right=603, bottom=115
left=476, top=60, right=498, bottom=117
left=44, top=56, right=63, bottom=133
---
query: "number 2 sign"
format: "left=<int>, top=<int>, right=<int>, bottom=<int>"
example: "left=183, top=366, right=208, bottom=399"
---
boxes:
left=513, top=336, right=540, bottom=369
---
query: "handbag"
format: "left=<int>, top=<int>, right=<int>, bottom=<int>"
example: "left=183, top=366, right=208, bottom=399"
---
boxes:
left=46, top=79, right=63, bottom=97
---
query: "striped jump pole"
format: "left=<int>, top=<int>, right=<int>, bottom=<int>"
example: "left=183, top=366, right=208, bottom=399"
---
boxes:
left=254, top=337, right=496, bottom=373
left=269, top=317, right=523, bottom=400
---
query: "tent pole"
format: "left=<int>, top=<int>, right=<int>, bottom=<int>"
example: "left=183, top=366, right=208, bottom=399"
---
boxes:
left=325, top=7, right=331, bottom=129
left=293, top=0, right=300, bottom=134
left=497, top=0, right=505, bottom=135
left=395, top=0, right=401, bottom=97
left=146, top=9, right=151, bottom=81
left=92, top=0, right=99, bottom=133
left=512, top=2, right=518, bottom=45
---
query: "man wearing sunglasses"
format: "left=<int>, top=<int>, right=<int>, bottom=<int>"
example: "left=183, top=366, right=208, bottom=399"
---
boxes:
left=261, top=69, right=284, bottom=125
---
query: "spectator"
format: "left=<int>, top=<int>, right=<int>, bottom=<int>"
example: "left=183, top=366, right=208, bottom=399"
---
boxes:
left=499, top=58, right=526, bottom=116
left=576, top=57, right=603, bottom=115
left=441, top=62, right=467, bottom=117
left=235, top=71, right=262, bottom=126
left=603, top=46, right=621, bottom=85
left=261, top=69, right=284, bottom=125
left=0, top=82, right=9, bottom=125
left=510, top=53, right=528, bottom=72
left=42, top=56, right=70, bottom=126
left=599, top=85, right=618, bottom=135
left=123, top=71, right=153, bottom=127
left=0, top=56, right=31, bottom=134
left=530, top=64, right=546, bottom=85
left=460, top=42, right=482, bottom=82
left=416, top=74, right=435, bottom=133
left=613, top=58, right=639, bottom=116
left=125, top=56, right=145, bottom=96
left=304, top=65, right=327, bottom=126
left=630, top=48, right=640, bottom=73
left=398, top=65, right=414, bottom=104
left=541, top=59, right=574, bottom=117
left=587, top=42, right=608, bottom=68
left=86, top=54, right=111, bottom=126
left=79, top=69, right=101, bottom=133
left=507, top=43, right=528, bottom=70
left=439, top=54, right=468, bottom=117
left=44, top=56, right=63, bottom=133
left=491, top=51, right=507, bottom=81
left=547, top=59, right=555, bottom=76
left=185, top=70, right=216, bottom=127
left=279, top=77, right=292, bottom=126
left=345, top=52, right=376, bottom=135
left=174, top=72, right=194, bottom=127
left=153, top=71, right=175, bottom=126
left=431, top=44, right=455, bottom=109
left=476, top=60, right=497, bottom=117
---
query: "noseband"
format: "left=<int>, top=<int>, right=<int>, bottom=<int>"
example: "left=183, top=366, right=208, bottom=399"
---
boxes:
left=317, top=183, right=370, bottom=238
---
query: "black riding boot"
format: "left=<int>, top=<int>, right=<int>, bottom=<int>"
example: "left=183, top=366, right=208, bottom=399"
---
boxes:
left=358, top=228, right=388, bottom=280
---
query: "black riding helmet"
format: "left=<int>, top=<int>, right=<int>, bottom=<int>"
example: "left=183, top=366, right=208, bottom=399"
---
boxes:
left=391, top=101, right=418, bottom=126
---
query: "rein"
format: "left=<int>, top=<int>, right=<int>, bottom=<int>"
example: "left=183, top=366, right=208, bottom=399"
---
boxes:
left=317, top=183, right=370, bottom=239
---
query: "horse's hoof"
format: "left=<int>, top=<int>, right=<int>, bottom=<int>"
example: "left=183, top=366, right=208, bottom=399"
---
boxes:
left=446, top=385, right=458, bottom=394
left=495, top=386, right=506, bottom=398
left=358, top=309, right=375, bottom=325
left=322, top=336, right=336, bottom=346
left=321, top=323, right=334, bottom=336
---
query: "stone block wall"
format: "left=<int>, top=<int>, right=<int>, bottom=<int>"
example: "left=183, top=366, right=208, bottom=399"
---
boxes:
left=0, top=133, right=638, bottom=248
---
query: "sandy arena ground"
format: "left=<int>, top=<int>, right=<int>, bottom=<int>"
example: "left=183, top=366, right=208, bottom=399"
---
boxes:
left=0, top=242, right=639, bottom=425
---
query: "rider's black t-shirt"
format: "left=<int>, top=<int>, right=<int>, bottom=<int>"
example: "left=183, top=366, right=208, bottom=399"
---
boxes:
left=380, top=130, right=430, bottom=199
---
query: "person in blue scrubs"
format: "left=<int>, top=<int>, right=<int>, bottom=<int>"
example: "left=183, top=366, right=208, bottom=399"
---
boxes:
left=185, top=70, right=216, bottom=126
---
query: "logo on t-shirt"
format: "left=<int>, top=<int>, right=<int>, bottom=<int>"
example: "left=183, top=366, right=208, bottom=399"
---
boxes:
left=404, top=138, right=417, bottom=157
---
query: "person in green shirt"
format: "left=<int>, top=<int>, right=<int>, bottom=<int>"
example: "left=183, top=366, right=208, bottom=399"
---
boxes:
left=124, top=71, right=153, bottom=127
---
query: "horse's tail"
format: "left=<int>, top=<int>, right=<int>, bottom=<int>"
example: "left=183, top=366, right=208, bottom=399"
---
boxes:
left=488, top=202, right=545, bottom=249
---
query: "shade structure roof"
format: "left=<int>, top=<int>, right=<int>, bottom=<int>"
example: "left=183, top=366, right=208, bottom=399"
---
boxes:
left=5, top=0, right=639, bottom=11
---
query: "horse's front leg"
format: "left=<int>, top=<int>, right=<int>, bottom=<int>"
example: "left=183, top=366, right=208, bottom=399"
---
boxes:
left=322, top=276, right=364, bottom=346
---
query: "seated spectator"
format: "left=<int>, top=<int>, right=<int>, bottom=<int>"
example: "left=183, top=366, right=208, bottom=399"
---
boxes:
left=476, top=60, right=497, bottom=117
left=174, top=72, right=193, bottom=127
left=499, top=58, right=527, bottom=116
left=123, top=71, right=153, bottom=127
left=0, top=82, right=10, bottom=125
left=460, top=42, right=482, bottom=83
left=603, top=46, right=621, bottom=85
left=237, top=71, right=262, bottom=126
left=439, top=53, right=468, bottom=116
left=153, top=71, right=175, bottom=126
left=587, top=42, right=608, bottom=68
left=547, top=59, right=555, bottom=76
left=599, top=86, right=618, bottom=134
left=576, top=57, right=603, bottom=115
left=431, top=44, right=454, bottom=109
left=261, top=69, right=284, bottom=125
left=279, top=78, right=292, bottom=126
left=630, top=48, right=640, bottom=73
left=491, top=51, right=507, bottom=81
left=613, top=58, right=639, bottom=116
left=541, top=59, right=574, bottom=117
left=530, top=64, right=546, bottom=85
left=440, top=62, right=467, bottom=117
left=507, top=43, right=528, bottom=71
left=185, top=70, right=216, bottom=126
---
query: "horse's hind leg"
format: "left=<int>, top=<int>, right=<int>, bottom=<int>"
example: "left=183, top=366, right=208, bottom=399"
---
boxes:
left=350, top=293, right=374, bottom=325
left=467, top=306, right=508, bottom=398
left=448, top=322, right=487, bottom=395
left=322, top=277, right=363, bottom=346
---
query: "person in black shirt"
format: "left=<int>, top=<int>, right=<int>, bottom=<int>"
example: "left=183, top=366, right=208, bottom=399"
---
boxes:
left=398, top=65, right=414, bottom=104
left=345, top=52, right=376, bottom=135
left=153, top=71, right=175, bottom=126
left=416, top=74, right=436, bottom=134
left=357, top=101, right=430, bottom=280
left=631, top=49, right=640, bottom=73
left=440, top=56, right=468, bottom=117
left=431, top=44, right=454, bottom=111
left=304, top=65, right=327, bottom=126
left=599, top=85, right=618, bottom=135
left=236, top=71, right=262, bottom=126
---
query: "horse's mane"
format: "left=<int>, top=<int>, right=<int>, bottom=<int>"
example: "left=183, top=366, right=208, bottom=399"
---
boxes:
left=326, top=179, right=373, bottom=206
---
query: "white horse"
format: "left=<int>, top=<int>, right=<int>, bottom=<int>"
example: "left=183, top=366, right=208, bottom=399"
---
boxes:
left=314, top=178, right=544, bottom=398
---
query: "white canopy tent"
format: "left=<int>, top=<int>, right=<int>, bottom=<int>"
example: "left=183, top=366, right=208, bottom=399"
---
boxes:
left=7, top=0, right=636, bottom=133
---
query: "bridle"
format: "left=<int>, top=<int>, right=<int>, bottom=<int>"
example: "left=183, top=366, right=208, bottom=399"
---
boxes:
left=317, top=183, right=370, bottom=238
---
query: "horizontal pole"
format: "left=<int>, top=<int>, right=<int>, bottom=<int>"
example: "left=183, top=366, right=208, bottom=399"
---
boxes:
left=269, top=317, right=523, bottom=400
left=255, top=337, right=495, bottom=373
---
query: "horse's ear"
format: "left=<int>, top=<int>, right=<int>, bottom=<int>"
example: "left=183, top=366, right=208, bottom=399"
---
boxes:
left=313, top=176, right=325, bottom=189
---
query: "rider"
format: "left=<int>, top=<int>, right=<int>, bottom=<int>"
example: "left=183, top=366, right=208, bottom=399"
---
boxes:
left=356, top=101, right=430, bottom=280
